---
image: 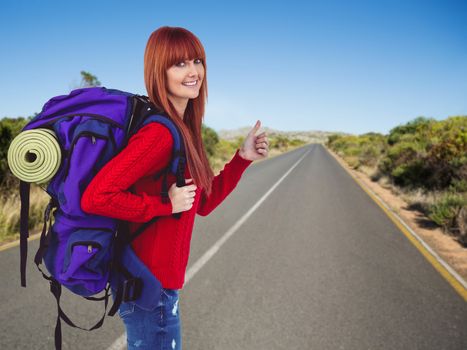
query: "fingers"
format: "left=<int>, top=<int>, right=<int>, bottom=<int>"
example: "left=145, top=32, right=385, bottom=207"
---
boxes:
left=185, top=185, right=197, bottom=193
left=255, top=133, right=269, bottom=156
left=184, top=194, right=195, bottom=204
left=255, top=133, right=269, bottom=148
left=256, top=132, right=268, bottom=143
left=184, top=186, right=197, bottom=196
left=169, top=179, right=197, bottom=192
left=185, top=178, right=197, bottom=190
left=257, top=146, right=268, bottom=155
left=250, top=120, right=261, bottom=133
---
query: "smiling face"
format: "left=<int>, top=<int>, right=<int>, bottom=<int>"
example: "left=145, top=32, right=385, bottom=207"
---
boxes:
left=166, top=58, right=205, bottom=114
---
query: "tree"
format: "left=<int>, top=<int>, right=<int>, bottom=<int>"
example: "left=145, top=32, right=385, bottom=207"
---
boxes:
left=80, top=71, right=101, bottom=87
left=201, top=124, right=219, bottom=157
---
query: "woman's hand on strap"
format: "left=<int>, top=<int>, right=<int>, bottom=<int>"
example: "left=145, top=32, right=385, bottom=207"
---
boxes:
left=168, top=178, right=197, bottom=213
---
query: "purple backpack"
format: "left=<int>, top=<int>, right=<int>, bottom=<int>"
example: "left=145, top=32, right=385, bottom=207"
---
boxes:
left=18, top=87, right=186, bottom=349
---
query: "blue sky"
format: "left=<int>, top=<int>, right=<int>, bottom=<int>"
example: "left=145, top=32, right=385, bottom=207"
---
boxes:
left=1, top=0, right=466, bottom=135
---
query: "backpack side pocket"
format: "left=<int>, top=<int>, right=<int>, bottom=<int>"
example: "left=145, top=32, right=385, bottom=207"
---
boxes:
left=59, top=228, right=114, bottom=296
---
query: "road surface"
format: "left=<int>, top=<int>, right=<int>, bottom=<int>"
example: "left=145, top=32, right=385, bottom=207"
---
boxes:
left=1, top=144, right=466, bottom=349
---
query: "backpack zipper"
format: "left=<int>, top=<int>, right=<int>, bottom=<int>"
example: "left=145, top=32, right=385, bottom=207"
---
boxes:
left=40, top=113, right=124, bottom=129
left=64, top=132, right=114, bottom=180
left=126, top=97, right=138, bottom=135
left=75, top=131, right=117, bottom=151
left=71, top=240, right=103, bottom=251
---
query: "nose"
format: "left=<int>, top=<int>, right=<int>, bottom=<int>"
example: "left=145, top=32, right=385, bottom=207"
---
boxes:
left=187, top=61, right=198, bottom=77
left=188, top=65, right=197, bottom=77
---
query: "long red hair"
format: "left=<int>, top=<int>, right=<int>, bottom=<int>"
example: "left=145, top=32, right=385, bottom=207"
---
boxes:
left=144, top=26, right=214, bottom=196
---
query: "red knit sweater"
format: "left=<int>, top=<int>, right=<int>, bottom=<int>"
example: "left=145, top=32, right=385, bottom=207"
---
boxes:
left=80, top=122, right=253, bottom=289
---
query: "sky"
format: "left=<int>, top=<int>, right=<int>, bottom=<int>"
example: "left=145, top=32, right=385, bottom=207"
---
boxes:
left=0, top=0, right=466, bottom=135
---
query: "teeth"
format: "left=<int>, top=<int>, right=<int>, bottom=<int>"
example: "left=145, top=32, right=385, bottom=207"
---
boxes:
left=183, top=80, right=197, bottom=86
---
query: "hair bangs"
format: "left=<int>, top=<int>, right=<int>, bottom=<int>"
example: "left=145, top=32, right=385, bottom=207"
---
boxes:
left=166, top=31, right=206, bottom=68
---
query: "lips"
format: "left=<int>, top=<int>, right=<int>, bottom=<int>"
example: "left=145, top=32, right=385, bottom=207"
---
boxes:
left=182, top=80, right=198, bottom=86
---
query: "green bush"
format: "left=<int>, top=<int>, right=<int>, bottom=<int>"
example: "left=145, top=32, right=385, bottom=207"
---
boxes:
left=428, top=192, right=466, bottom=236
left=201, top=124, right=220, bottom=157
left=324, top=115, right=467, bottom=241
left=376, top=116, right=467, bottom=191
left=387, top=116, right=434, bottom=145
left=450, top=178, right=467, bottom=193
left=423, top=117, right=467, bottom=190
left=270, top=135, right=289, bottom=150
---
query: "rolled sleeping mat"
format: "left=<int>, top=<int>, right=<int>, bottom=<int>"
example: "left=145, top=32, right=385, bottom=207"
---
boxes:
left=7, top=128, right=62, bottom=184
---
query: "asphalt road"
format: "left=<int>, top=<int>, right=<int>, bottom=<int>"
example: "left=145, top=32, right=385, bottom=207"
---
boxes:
left=1, top=144, right=466, bottom=350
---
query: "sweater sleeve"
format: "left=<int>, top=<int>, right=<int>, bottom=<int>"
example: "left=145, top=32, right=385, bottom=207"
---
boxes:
left=196, top=149, right=253, bottom=217
left=80, top=122, right=174, bottom=223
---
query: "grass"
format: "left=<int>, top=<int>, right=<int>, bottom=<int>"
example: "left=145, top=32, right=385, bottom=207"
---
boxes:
left=0, top=184, right=49, bottom=244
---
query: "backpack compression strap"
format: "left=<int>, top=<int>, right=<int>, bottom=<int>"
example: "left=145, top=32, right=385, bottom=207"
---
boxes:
left=50, top=279, right=111, bottom=350
left=19, top=180, right=30, bottom=287
left=33, top=197, right=57, bottom=267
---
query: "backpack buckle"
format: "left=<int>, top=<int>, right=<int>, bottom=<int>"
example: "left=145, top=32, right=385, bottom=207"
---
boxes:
left=122, top=278, right=142, bottom=302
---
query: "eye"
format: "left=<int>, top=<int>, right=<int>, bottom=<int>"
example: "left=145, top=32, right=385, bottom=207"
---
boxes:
left=174, top=58, right=203, bottom=67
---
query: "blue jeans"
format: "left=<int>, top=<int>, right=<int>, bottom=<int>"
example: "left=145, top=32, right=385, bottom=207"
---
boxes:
left=115, top=288, right=182, bottom=350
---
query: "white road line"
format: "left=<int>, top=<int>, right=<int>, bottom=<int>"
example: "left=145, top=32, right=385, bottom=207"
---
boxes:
left=106, top=148, right=311, bottom=350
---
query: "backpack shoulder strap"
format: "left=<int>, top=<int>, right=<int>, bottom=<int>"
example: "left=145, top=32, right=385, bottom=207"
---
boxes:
left=128, top=97, right=185, bottom=176
left=139, top=113, right=186, bottom=175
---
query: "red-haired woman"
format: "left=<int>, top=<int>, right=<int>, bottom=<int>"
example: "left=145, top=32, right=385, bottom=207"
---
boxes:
left=80, top=26, right=269, bottom=349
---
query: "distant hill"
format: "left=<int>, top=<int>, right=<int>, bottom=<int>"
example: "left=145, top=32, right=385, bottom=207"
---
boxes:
left=217, top=126, right=350, bottom=144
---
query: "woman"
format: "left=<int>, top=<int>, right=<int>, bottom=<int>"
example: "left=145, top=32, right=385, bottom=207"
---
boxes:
left=80, top=26, right=269, bottom=349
